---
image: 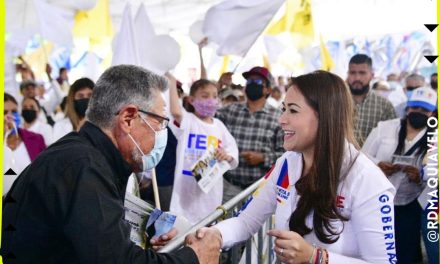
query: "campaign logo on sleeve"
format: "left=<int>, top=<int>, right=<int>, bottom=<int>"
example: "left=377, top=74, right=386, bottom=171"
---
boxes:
left=276, top=160, right=291, bottom=204
left=236, top=164, right=275, bottom=216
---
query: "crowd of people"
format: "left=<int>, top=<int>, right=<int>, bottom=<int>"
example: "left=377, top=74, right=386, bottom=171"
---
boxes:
left=1, top=52, right=438, bottom=264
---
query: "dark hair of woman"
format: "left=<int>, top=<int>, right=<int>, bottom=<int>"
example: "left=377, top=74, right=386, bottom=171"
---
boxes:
left=4, top=93, right=18, bottom=105
left=288, top=70, right=358, bottom=244
left=65, top=78, right=94, bottom=130
left=394, top=115, right=436, bottom=157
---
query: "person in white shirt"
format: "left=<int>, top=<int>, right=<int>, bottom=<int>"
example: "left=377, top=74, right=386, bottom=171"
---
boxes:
left=37, top=64, right=68, bottom=123
left=53, top=78, right=94, bottom=142
left=267, top=86, right=284, bottom=108
left=18, top=66, right=65, bottom=126
left=187, top=71, right=396, bottom=263
left=362, top=87, right=437, bottom=264
left=168, top=75, right=239, bottom=225
left=388, top=73, right=425, bottom=118
left=21, top=97, right=53, bottom=145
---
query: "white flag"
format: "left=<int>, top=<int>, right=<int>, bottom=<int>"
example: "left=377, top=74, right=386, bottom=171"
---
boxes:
left=134, top=3, right=156, bottom=41
left=264, top=36, right=286, bottom=64
left=134, top=3, right=158, bottom=72
left=6, top=0, right=73, bottom=48
left=112, top=4, right=140, bottom=66
left=203, top=0, right=284, bottom=56
left=34, top=0, right=73, bottom=47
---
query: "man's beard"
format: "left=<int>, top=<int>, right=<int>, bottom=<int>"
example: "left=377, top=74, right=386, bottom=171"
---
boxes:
left=349, top=82, right=370, bottom=95
left=132, top=148, right=143, bottom=172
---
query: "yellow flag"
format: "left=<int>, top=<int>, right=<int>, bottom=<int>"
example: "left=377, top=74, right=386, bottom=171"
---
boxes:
left=290, top=0, right=314, bottom=38
left=73, top=0, right=113, bottom=43
left=266, top=0, right=313, bottom=37
left=266, top=0, right=314, bottom=49
left=319, top=34, right=335, bottom=71
left=219, top=55, right=231, bottom=75
left=22, top=43, right=54, bottom=79
left=266, top=0, right=295, bottom=35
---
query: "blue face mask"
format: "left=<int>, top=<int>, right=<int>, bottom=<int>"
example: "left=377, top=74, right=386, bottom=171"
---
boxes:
left=128, top=116, right=168, bottom=171
left=10, top=111, right=21, bottom=135
left=406, top=90, right=414, bottom=100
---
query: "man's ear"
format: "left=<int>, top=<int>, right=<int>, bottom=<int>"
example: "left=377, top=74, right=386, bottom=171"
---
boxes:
left=116, top=104, right=138, bottom=134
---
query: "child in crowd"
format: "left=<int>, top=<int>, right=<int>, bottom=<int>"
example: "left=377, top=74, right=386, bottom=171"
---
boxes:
left=167, top=74, right=238, bottom=224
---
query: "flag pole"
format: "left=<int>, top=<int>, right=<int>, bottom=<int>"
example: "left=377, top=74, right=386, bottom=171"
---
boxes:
left=151, top=169, right=161, bottom=210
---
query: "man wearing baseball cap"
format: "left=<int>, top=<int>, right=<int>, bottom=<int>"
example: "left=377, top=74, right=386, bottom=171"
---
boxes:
left=362, top=87, right=437, bottom=264
left=216, top=66, right=284, bottom=201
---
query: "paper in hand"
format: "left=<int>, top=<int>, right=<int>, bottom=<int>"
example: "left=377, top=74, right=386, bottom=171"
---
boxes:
left=191, top=145, right=231, bottom=193
left=392, top=155, right=417, bottom=167
left=146, top=209, right=177, bottom=239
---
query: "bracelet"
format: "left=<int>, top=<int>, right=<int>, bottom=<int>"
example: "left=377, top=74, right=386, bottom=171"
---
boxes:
left=319, top=248, right=324, bottom=264
left=323, top=249, right=329, bottom=264
left=308, top=244, right=317, bottom=264
left=314, top=248, right=321, bottom=264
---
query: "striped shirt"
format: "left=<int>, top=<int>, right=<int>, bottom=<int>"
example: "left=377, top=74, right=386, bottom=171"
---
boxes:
left=354, top=91, right=396, bottom=146
left=216, top=102, right=284, bottom=188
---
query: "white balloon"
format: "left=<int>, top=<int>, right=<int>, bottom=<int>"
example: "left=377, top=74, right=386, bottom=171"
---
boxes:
left=189, top=20, right=205, bottom=45
left=146, top=35, right=181, bottom=74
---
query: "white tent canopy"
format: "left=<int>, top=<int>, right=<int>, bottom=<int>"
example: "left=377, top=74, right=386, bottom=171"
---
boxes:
left=5, top=0, right=437, bottom=84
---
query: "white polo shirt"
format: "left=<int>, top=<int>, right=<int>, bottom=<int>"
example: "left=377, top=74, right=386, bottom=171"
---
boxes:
left=215, top=145, right=397, bottom=264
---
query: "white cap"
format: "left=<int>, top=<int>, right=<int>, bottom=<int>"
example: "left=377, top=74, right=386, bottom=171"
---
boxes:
left=407, top=87, right=437, bottom=112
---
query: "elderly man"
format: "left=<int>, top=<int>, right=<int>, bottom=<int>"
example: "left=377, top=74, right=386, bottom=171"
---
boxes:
left=1, top=65, right=221, bottom=263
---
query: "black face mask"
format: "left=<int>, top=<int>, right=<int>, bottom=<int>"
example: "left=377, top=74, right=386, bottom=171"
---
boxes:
left=245, top=82, right=265, bottom=101
left=407, top=112, right=429, bottom=129
left=430, top=81, right=437, bottom=90
left=349, top=83, right=369, bottom=95
left=406, top=86, right=419, bottom=91
left=22, top=109, right=38, bottom=123
left=74, top=98, right=90, bottom=117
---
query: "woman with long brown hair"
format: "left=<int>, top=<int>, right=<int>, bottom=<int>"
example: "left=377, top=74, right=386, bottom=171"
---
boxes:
left=189, top=71, right=396, bottom=263
left=53, top=77, right=94, bottom=141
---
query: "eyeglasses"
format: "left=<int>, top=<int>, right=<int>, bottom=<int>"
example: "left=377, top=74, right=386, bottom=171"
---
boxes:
left=138, top=109, right=170, bottom=130
left=246, top=79, right=264, bottom=85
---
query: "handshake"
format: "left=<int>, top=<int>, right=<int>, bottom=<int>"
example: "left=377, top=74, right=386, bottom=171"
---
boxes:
left=151, top=227, right=223, bottom=264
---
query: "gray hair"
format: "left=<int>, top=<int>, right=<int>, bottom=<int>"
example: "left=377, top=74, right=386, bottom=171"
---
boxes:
left=86, top=65, right=168, bottom=129
left=405, top=73, right=425, bottom=84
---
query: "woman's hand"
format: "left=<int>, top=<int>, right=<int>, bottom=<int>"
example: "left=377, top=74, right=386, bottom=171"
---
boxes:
left=403, top=165, right=421, bottom=183
left=185, top=227, right=222, bottom=246
left=378, top=161, right=401, bottom=176
left=267, top=229, right=314, bottom=264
